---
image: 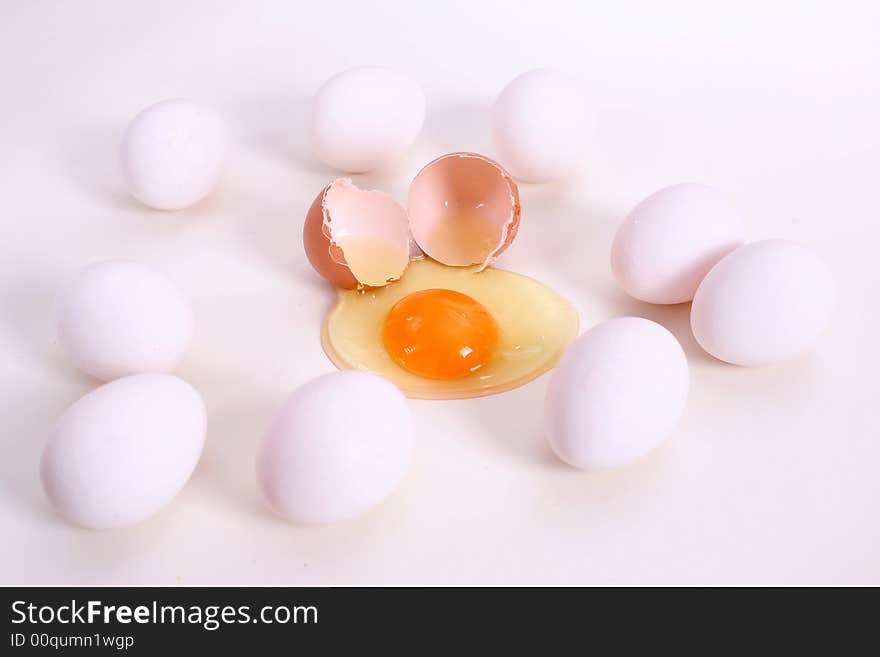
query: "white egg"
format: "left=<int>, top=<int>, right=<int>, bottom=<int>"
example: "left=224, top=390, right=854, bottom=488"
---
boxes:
left=257, top=371, right=414, bottom=524
left=120, top=98, right=227, bottom=210
left=56, top=260, right=194, bottom=381
left=545, top=317, right=688, bottom=470
left=611, top=184, right=745, bottom=304
left=691, top=239, right=834, bottom=366
left=491, top=68, right=589, bottom=183
left=41, top=374, right=207, bottom=529
left=309, top=67, right=425, bottom=173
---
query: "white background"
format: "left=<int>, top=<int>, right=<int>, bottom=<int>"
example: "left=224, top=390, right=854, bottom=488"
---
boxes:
left=1, top=0, right=878, bottom=585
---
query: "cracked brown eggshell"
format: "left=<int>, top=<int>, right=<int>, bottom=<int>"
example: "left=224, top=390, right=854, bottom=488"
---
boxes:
left=303, top=179, right=410, bottom=289
left=407, top=152, right=520, bottom=270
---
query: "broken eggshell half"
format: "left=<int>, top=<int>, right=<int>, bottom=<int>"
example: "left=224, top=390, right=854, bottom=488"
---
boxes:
left=303, top=179, right=411, bottom=289
left=408, top=152, right=520, bottom=270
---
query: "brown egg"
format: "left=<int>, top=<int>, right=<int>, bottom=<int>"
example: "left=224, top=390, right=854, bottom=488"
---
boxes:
left=303, top=179, right=410, bottom=289
left=303, top=185, right=357, bottom=289
left=408, top=152, right=520, bottom=269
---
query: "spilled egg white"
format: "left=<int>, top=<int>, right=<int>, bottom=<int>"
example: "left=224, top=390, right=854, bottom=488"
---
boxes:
left=691, top=239, right=834, bottom=366
left=545, top=317, right=688, bottom=470
left=257, top=371, right=414, bottom=524
left=41, top=374, right=207, bottom=529
left=322, top=258, right=579, bottom=399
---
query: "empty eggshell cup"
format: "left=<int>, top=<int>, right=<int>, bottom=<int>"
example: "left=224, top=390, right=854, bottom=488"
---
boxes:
left=303, top=179, right=411, bottom=289
left=408, top=153, right=520, bottom=270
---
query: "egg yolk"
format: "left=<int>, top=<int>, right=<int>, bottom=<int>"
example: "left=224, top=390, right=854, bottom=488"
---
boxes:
left=382, top=289, right=499, bottom=379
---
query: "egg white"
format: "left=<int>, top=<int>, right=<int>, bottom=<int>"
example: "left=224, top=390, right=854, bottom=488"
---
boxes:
left=322, top=258, right=579, bottom=399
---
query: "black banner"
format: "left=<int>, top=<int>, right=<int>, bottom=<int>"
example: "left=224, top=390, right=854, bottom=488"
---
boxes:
left=2, top=585, right=854, bottom=651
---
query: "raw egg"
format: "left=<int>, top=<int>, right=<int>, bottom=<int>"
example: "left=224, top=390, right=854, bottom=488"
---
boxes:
left=257, top=371, right=414, bottom=524
left=322, top=258, right=578, bottom=399
left=56, top=260, right=194, bottom=381
left=41, top=374, right=206, bottom=529
left=691, top=239, right=834, bottom=366
left=491, top=69, right=590, bottom=183
left=611, top=183, right=745, bottom=304
left=544, top=317, right=688, bottom=470
left=309, top=66, right=425, bottom=173
left=120, top=98, right=227, bottom=210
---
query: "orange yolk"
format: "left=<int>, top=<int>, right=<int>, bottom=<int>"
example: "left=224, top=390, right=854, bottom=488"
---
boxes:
left=382, top=289, right=499, bottom=379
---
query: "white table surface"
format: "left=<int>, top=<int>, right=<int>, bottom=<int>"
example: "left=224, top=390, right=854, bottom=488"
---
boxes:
left=2, top=0, right=878, bottom=585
